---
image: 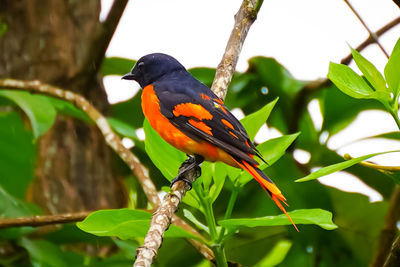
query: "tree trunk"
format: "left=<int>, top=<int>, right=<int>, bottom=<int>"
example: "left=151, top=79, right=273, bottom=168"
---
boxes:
left=0, top=0, right=126, bottom=213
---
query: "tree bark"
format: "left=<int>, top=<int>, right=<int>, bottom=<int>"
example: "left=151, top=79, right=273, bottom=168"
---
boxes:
left=0, top=0, right=126, bottom=213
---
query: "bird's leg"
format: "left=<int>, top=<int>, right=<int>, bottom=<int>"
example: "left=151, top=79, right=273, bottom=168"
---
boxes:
left=170, top=155, right=204, bottom=190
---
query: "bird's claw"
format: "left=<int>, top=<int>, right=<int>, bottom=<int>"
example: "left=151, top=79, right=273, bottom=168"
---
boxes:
left=170, top=155, right=204, bottom=190
left=170, top=175, right=193, bottom=190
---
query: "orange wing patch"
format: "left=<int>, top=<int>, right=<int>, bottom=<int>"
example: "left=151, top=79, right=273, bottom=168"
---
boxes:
left=201, top=93, right=211, bottom=100
left=221, top=119, right=234, bottom=129
left=229, top=131, right=238, bottom=138
left=245, top=140, right=251, bottom=148
left=213, top=98, right=228, bottom=114
left=188, top=119, right=213, bottom=136
left=214, top=98, right=224, bottom=105
left=173, top=103, right=213, bottom=120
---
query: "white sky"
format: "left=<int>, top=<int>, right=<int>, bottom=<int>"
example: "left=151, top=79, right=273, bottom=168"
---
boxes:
left=101, top=0, right=400, bottom=201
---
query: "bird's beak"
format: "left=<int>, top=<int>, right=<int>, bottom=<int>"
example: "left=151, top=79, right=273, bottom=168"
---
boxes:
left=121, top=73, right=136, bottom=80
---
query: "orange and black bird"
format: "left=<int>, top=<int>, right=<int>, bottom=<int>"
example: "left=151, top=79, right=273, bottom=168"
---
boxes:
left=122, top=53, right=297, bottom=230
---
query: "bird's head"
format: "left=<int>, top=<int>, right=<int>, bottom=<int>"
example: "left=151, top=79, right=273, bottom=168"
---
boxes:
left=122, top=53, right=185, bottom=88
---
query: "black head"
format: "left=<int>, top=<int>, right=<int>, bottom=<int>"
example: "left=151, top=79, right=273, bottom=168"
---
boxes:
left=121, top=53, right=186, bottom=87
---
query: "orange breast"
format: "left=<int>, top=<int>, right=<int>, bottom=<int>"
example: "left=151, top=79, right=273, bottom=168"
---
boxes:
left=141, top=85, right=238, bottom=167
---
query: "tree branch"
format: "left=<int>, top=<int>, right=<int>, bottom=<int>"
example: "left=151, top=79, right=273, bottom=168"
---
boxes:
left=134, top=1, right=263, bottom=266
left=135, top=167, right=201, bottom=267
left=371, top=185, right=400, bottom=267
left=0, top=78, right=213, bottom=261
left=344, top=0, right=389, bottom=58
left=0, top=212, right=91, bottom=228
left=211, top=0, right=259, bottom=100
left=80, top=0, right=129, bottom=81
left=393, top=0, right=400, bottom=10
left=341, top=17, right=400, bottom=65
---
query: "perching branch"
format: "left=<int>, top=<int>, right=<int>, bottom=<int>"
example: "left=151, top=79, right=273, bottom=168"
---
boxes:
left=211, top=0, right=259, bottom=100
left=0, top=212, right=91, bottom=228
left=0, top=78, right=213, bottom=261
left=135, top=166, right=201, bottom=267
left=134, top=1, right=263, bottom=266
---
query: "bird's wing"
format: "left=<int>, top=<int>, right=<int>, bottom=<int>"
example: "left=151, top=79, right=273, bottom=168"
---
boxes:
left=154, top=85, right=263, bottom=165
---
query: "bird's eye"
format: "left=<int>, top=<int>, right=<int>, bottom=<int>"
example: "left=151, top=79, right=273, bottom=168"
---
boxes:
left=138, top=62, right=145, bottom=68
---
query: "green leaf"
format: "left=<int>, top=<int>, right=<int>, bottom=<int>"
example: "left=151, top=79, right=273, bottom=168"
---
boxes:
left=296, top=150, right=400, bottom=182
left=321, top=85, right=383, bottom=135
left=238, top=133, right=300, bottom=186
left=385, top=38, right=400, bottom=98
left=143, top=119, right=186, bottom=181
left=200, top=161, right=213, bottom=192
left=241, top=98, right=278, bottom=140
left=183, top=209, right=209, bottom=233
left=350, top=47, right=388, bottom=92
left=0, top=112, right=36, bottom=198
left=255, top=239, right=292, bottom=267
left=19, top=238, right=83, bottom=267
left=0, top=185, right=41, bottom=238
left=113, top=239, right=139, bottom=260
left=328, top=62, right=374, bottom=99
left=102, top=57, right=136, bottom=76
left=46, top=96, right=90, bottom=122
left=218, top=209, right=337, bottom=230
left=188, top=68, right=216, bottom=87
left=248, top=57, right=305, bottom=97
left=107, top=117, right=137, bottom=139
left=258, top=132, right=300, bottom=166
left=352, top=131, right=400, bottom=142
left=111, top=92, right=144, bottom=129
left=226, top=164, right=242, bottom=183
left=201, top=161, right=227, bottom=202
left=0, top=19, right=7, bottom=37
left=77, top=209, right=199, bottom=240
left=0, top=90, right=56, bottom=138
left=209, top=162, right=227, bottom=203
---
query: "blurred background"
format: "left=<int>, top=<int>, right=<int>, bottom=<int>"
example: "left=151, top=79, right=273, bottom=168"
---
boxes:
left=0, top=0, right=400, bottom=266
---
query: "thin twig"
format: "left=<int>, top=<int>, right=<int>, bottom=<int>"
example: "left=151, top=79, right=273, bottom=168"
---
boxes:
left=341, top=17, right=400, bottom=65
left=289, top=17, right=400, bottom=133
left=134, top=0, right=262, bottom=266
left=344, top=0, right=389, bottom=58
left=0, top=212, right=91, bottom=229
left=0, top=78, right=213, bottom=261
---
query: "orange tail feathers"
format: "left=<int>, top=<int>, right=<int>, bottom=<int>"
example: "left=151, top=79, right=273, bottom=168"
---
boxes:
left=236, top=159, right=299, bottom=232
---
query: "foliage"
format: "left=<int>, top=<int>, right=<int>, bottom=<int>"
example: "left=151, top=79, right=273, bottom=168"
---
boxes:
left=0, top=38, right=400, bottom=266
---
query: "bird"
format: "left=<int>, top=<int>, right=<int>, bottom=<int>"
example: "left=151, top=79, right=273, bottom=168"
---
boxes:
left=122, top=53, right=297, bottom=231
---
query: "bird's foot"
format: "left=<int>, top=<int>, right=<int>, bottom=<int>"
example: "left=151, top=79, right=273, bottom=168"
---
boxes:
left=170, top=155, right=204, bottom=190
